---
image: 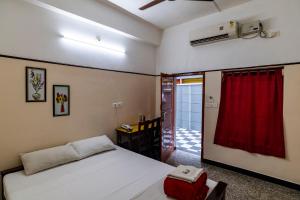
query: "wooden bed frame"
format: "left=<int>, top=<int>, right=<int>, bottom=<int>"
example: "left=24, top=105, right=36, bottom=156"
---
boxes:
left=0, top=166, right=227, bottom=200
left=1, top=166, right=24, bottom=200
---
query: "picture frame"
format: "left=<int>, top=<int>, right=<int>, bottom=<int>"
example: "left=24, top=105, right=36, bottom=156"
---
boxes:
left=53, top=85, right=70, bottom=117
left=26, top=67, right=47, bottom=102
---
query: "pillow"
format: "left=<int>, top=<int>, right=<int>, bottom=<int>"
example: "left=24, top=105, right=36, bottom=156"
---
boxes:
left=70, top=135, right=115, bottom=159
left=21, top=144, right=79, bottom=175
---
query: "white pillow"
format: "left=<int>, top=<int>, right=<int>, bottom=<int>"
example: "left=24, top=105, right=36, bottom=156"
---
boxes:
left=70, top=135, right=115, bottom=159
left=21, top=144, right=79, bottom=175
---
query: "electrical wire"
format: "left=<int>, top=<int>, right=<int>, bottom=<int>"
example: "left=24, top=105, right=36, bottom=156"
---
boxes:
left=240, top=33, right=259, bottom=39
left=240, top=22, right=276, bottom=39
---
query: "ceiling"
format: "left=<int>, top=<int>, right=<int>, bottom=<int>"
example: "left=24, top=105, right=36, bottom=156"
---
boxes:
left=103, top=0, right=251, bottom=29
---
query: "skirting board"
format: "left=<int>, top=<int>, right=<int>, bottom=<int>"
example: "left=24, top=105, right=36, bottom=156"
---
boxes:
left=203, top=159, right=300, bottom=191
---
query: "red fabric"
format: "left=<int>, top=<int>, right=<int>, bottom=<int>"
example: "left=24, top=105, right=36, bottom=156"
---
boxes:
left=196, top=185, right=209, bottom=200
left=214, top=69, right=285, bottom=158
left=164, top=172, right=208, bottom=200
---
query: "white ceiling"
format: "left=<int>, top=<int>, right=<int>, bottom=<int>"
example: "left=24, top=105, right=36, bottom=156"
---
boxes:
left=103, top=0, right=251, bottom=29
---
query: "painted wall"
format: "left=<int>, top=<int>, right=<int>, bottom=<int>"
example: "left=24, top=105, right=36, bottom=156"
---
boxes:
left=156, top=0, right=300, bottom=74
left=34, top=0, right=162, bottom=45
left=0, top=57, right=156, bottom=170
left=176, top=84, right=202, bottom=131
left=155, top=76, right=161, bottom=117
left=204, top=65, right=300, bottom=184
left=155, top=77, right=161, bottom=117
left=0, top=0, right=157, bottom=75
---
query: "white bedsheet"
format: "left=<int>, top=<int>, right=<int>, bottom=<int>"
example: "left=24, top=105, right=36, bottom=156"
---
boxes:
left=4, top=147, right=216, bottom=200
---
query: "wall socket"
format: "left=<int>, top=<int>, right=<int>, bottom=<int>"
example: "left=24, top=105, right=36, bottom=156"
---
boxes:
left=112, top=101, right=123, bottom=108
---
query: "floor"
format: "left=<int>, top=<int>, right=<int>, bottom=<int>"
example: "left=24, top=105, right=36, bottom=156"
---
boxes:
left=176, top=128, right=201, bottom=156
left=166, top=150, right=300, bottom=200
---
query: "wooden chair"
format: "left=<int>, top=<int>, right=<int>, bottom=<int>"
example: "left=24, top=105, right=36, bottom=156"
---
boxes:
left=147, top=117, right=161, bottom=160
left=135, top=120, right=152, bottom=155
left=133, top=118, right=161, bottom=160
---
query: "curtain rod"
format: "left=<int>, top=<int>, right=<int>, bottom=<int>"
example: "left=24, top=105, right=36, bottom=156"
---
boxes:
left=222, top=66, right=284, bottom=73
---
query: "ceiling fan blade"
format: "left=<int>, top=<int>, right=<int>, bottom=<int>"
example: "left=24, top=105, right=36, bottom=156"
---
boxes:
left=139, top=0, right=166, bottom=10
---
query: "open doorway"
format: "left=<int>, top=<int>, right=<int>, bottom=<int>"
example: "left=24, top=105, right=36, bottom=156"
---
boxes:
left=175, top=75, right=203, bottom=158
left=161, top=73, right=204, bottom=164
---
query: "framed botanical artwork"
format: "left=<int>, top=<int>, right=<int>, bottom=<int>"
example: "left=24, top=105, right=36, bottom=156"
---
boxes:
left=26, top=67, right=46, bottom=102
left=53, top=85, right=70, bottom=117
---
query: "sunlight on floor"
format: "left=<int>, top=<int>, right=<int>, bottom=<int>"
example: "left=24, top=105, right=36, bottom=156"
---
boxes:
left=176, top=128, right=201, bottom=156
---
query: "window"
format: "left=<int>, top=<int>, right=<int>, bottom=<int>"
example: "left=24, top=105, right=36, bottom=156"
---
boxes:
left=214, top=68, right=285, bottom=158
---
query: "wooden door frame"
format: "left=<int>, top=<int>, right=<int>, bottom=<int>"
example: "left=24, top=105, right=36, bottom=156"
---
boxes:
left=160, top=73, right=176, bottom=161
left=160, top=71, right=205, bottom=162
left=201, top=73, right=205, bottom=161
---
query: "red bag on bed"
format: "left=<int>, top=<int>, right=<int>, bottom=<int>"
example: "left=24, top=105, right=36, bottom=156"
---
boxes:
left=163, top=172, right=208, bottom=200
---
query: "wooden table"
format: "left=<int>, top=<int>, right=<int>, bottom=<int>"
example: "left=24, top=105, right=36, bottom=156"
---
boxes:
left=116, top=123, right=160, bottom=160
left=116, top=124, right=144, bottom=151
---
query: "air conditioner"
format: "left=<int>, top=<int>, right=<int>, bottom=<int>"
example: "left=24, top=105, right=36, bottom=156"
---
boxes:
left=190, top=21, right=238, bottom=46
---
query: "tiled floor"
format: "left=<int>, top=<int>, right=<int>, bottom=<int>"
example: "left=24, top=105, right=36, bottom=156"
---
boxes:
left=176, top=128, right=201, bottom=156
left=166, top=150, right=300, bottom=200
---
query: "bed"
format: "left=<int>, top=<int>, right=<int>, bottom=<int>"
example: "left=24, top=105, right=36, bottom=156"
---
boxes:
left=1, top=146, right=226, bottom=200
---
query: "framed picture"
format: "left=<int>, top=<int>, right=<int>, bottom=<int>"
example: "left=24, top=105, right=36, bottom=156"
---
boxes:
left=26, top=67, right=46, bottom=102
left=53, top=85, right=70, bottom=117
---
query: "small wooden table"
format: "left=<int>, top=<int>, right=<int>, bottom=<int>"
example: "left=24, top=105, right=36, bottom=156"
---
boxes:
left=116, top=124, right=145, bottom=151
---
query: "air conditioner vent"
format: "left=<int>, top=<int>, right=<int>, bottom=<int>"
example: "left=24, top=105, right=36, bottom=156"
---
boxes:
left=189, top=21, right=238, bottom=46
left=190, top=34, right=230, bottom=46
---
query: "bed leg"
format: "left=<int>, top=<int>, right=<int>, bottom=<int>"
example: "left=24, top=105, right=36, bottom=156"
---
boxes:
left=221, top=189, right=226, bottom=200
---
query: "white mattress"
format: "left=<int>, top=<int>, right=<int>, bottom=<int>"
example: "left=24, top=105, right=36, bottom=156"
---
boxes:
left=4, top=146, right=217, bottom=200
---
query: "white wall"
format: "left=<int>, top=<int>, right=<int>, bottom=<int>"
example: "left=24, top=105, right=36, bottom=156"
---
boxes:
left=156, top=0, right=300, bottom=74
left=0, top=0, right=157, bottom=75
left=34, top=0, right=162, bottom=45
left=176, top=84, right=202, bottom=131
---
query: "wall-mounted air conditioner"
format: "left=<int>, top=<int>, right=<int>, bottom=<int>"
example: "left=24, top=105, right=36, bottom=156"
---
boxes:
left=189, top=21, right=238, bottom=46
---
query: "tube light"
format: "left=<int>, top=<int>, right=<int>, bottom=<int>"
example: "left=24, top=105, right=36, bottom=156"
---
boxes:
left=62, top=34, right=126, bottom=54
left=25, top=0, right=137, bottom=40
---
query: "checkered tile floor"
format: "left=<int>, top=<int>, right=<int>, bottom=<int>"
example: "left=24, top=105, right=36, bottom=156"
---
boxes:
left=176, top=128, right=201, bottom=156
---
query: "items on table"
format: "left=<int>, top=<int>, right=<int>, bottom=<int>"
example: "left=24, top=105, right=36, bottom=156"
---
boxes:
left=120, top=124, right=133, bottom=131
left=138, top=114, right=146, bottom=123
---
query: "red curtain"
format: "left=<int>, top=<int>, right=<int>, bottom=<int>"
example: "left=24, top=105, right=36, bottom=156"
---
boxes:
left=214, top=68, right=285, bottom=158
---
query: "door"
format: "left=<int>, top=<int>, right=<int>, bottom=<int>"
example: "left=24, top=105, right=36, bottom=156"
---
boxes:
left=161, top=74, right=175, bottom=162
